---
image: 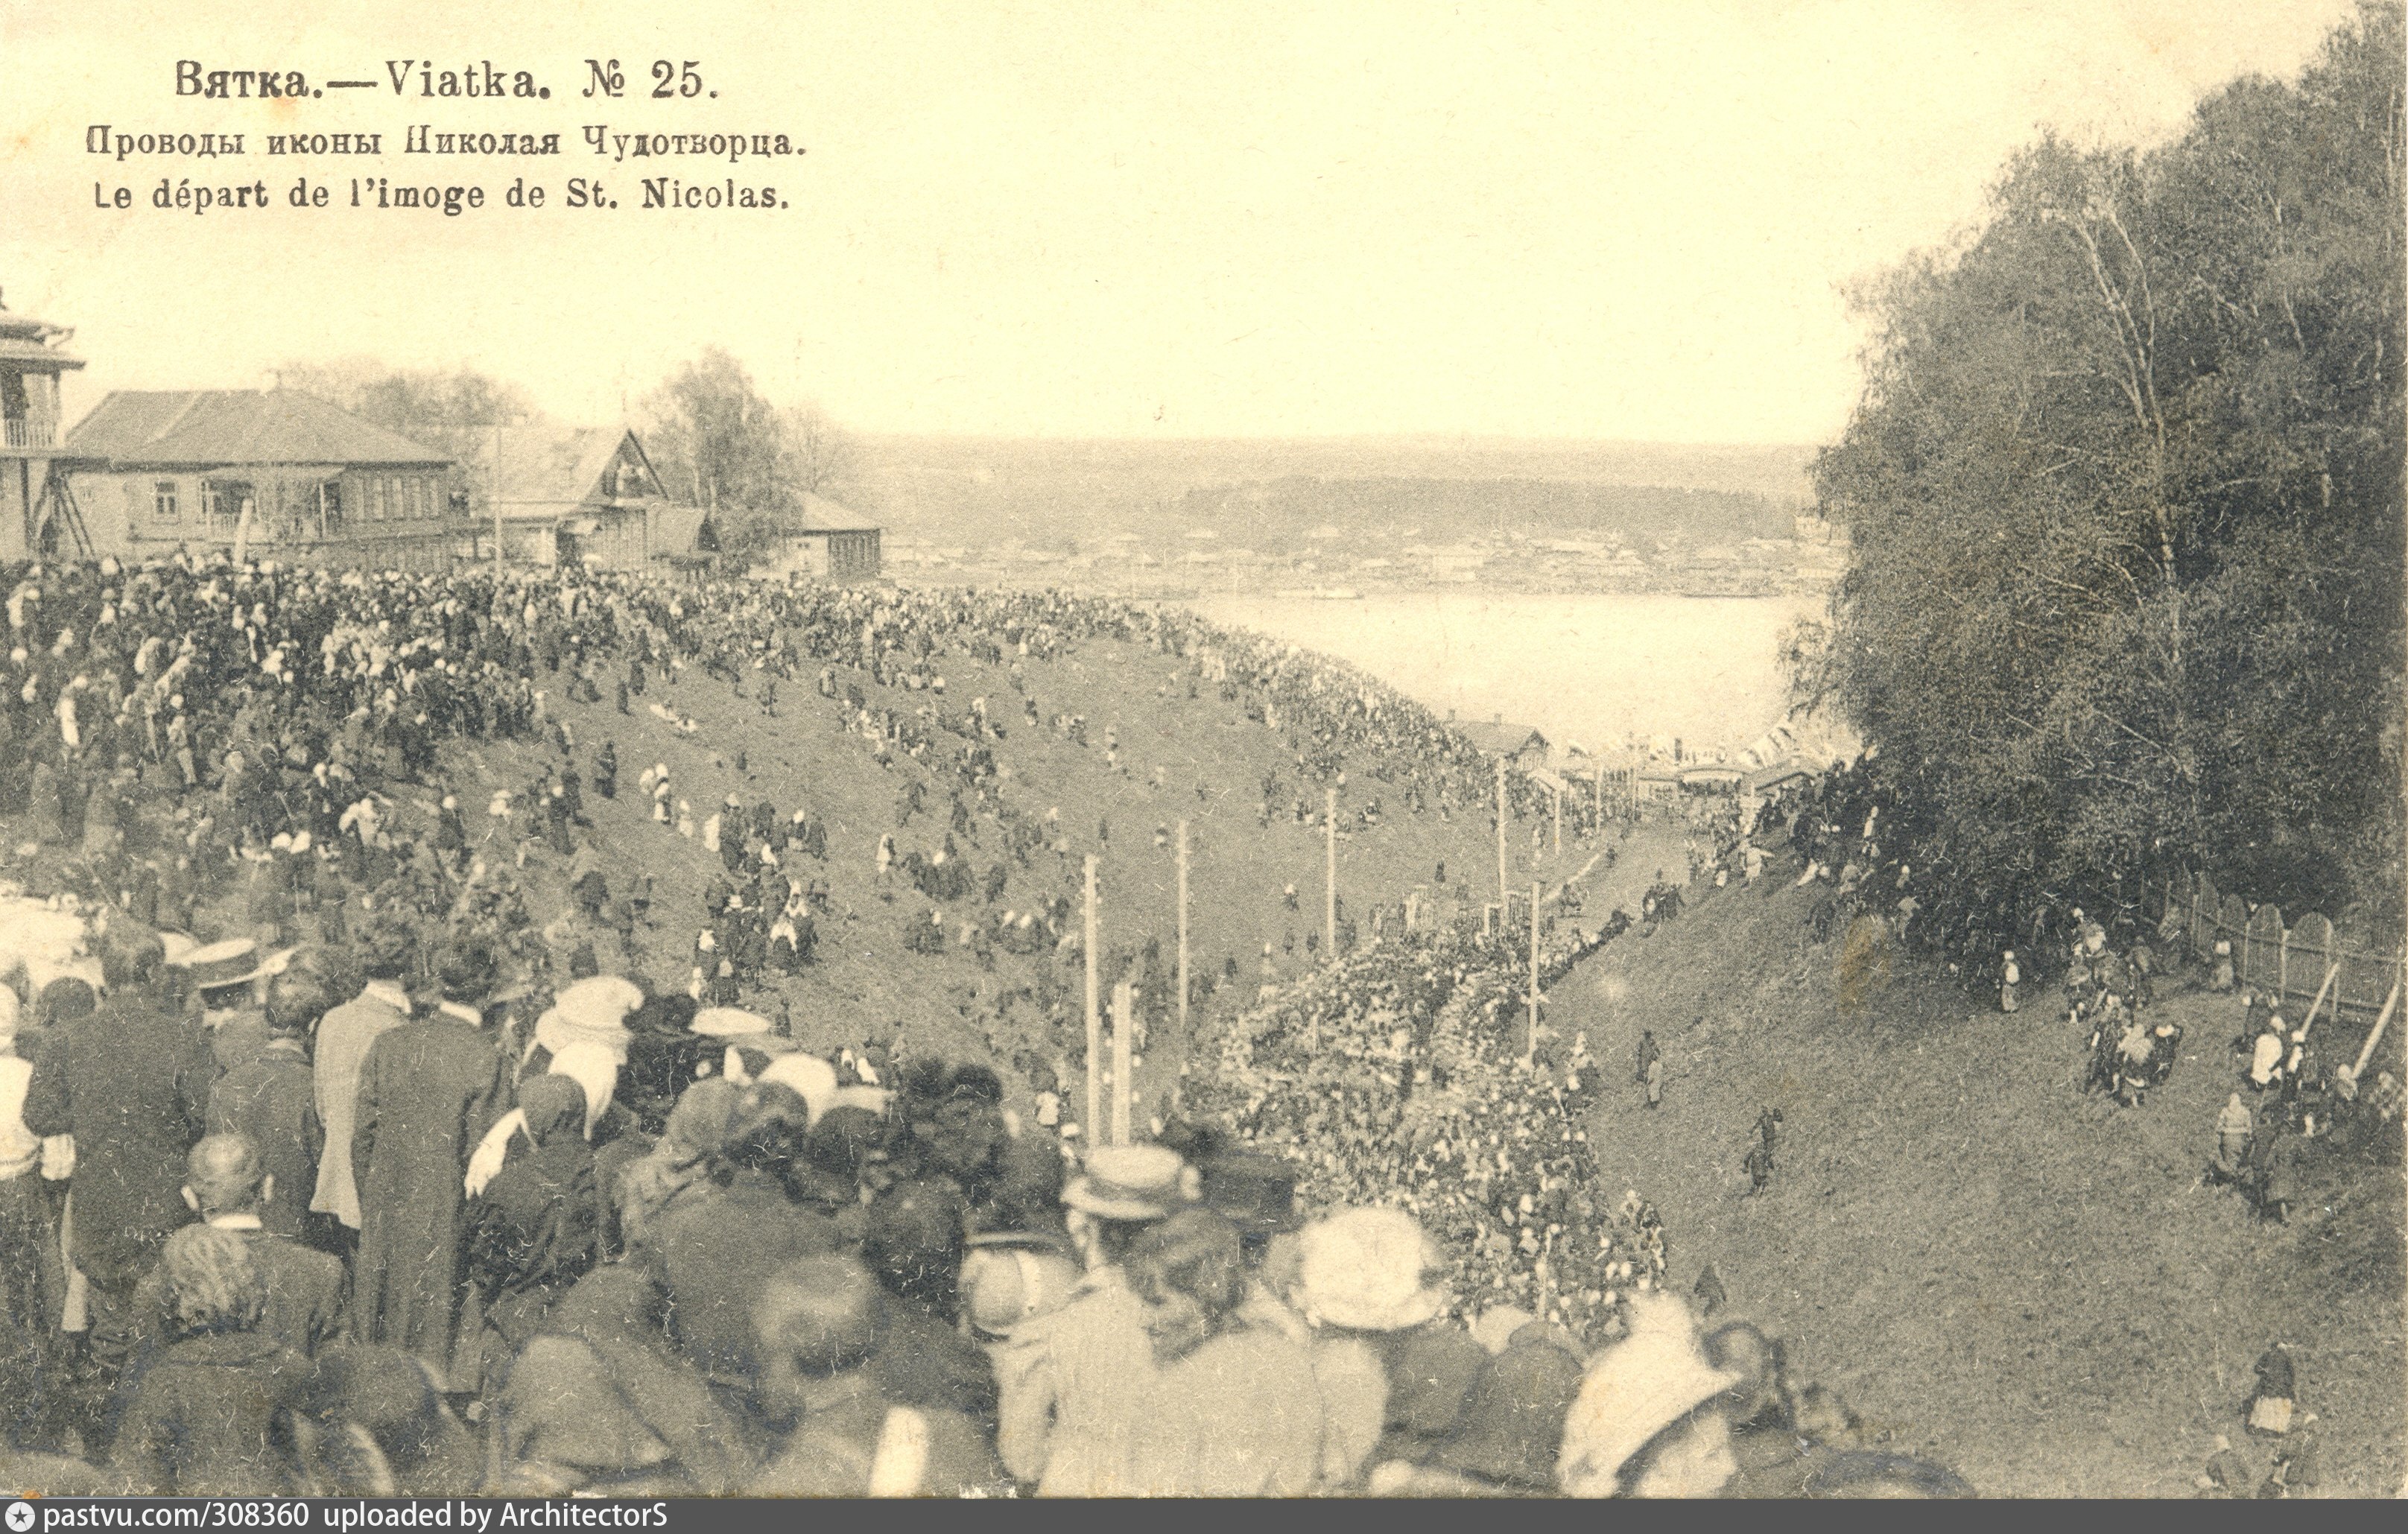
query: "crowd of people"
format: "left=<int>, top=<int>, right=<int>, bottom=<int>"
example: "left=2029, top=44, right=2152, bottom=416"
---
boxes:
left=0, top=545, right=1983, bottom=1497
left=0, top=900, right=1969, bottom=1497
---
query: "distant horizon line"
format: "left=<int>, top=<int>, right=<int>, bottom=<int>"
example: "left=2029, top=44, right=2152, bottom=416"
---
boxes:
left=849, top=430, right=1827, bottom=451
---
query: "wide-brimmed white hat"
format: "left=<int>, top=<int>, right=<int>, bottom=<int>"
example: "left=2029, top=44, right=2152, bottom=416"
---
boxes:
left=1062, top=1143, right=1197, bottom=1223
left=534, top=975, right=641, bottom=1059
left=180, top=938, right=288, bottom=991
left=1557, top=1290, right=1743, bottom=1495
left=1293, top=1205, right=1449, bottom=1331
left=692, top=1006, right=772, bottom=1039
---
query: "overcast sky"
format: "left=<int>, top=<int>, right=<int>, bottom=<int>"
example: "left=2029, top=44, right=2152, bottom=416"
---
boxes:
left=0, top=0, right=2365, bottom=443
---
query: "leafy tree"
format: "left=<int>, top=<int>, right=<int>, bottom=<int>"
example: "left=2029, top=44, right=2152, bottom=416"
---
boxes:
left=277, top=358, right=536, bottom=460
left=639, top=348, right=864, bottom=558
left=1805, top=1, right=2404, bottom=936
left=275, top=358, right=538, bottom=520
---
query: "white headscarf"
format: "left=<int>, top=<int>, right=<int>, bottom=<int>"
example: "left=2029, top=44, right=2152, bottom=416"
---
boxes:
left=548, top=1039, right=622, bottom=1141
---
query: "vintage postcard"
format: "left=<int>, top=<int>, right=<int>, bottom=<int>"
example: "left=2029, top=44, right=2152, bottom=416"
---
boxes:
left=0, top=0, right=2398, bottom=1504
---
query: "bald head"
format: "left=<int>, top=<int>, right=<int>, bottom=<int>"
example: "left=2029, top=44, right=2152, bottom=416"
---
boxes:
left=186, top=1133, right=264, bottom=1217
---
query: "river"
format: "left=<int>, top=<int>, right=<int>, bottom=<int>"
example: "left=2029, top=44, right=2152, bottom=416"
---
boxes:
left=1189, top=590, right=1819, bottom=757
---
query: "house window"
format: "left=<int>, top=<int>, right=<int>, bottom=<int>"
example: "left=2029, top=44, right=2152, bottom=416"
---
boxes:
left=153, top=480, right=179, bottom=522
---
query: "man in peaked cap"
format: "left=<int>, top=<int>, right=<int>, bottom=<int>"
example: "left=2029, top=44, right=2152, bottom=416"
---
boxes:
left=994, top=1141, right=1195, bottom=1495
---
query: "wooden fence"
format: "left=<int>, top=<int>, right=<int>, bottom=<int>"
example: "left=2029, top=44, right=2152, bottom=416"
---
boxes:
left=2157, top=870, right=2404, bottom=1023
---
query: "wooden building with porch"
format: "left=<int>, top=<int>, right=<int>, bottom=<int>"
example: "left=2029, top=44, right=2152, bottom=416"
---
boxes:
left=473, top=424, right=695, bottom=570
left=0, top=294, right=95, bottom=560
left=65, top=390, right=457, bottom=571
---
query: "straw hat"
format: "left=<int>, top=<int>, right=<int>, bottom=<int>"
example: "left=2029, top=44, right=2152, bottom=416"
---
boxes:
left=1293, top=1206, right=1449, bottom=1332
left=1557, top=1290, right=1743, bottom=1496
left=180, top=938, right=285, bottom=991
left=1060, top=1143, right=1196, bottom=1223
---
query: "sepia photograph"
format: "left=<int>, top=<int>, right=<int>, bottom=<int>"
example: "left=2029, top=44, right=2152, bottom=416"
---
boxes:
left=0, top=0, right=2400, bottom=1503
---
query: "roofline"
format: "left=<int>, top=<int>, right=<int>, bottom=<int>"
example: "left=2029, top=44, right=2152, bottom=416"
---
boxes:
left=75, top=457, right=453, bottom=470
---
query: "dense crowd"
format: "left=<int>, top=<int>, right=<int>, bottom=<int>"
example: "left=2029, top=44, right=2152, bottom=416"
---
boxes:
left=0, top=547, right=1982, bottom=1497
left=0, top=896, right=1965, bottom=1497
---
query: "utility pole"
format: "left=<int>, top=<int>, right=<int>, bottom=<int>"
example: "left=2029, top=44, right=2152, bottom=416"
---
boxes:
left=1325, top=787, right=1338, bottom=960
left=1553, top=785, right=1562, bottom=857
left=1176, top=820, right=1190, bottom=1043
left=1495, top=756, right=1509, bottom=906
left=1084, top=854, right=1100, bottom=1146
left=491, top=423, right=504, bottom=571
left=1112, top=979, right=1135, bottom=1147
left=1527, top=880, right=1542, bottom=1062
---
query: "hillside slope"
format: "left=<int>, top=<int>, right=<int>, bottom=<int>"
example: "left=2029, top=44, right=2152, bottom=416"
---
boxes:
left=446, top=624, right=1673, bottom=1125
left=1553, top=868, right=2406, bottom=1496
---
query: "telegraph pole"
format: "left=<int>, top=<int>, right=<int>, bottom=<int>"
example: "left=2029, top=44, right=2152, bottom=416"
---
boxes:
left=1528, top=880, right=1542, bottom=1062
left=1176, top=820, right=1191, bottom=1045
left=1495, top=756, right=1509, bottom=906
left=1325, top=787, right=1338, bottom=960
left=1553, top=785, right=1562, bottom=857
left=1083, top=854, right=1100, bottom=1145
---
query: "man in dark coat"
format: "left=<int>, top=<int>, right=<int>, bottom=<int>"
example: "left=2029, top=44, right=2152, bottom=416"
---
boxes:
left=207, top=974, right=325, bottom=1243
left=351, top=940, right=509, bottom=1385
left=22, top=920, right=209, bottom=1442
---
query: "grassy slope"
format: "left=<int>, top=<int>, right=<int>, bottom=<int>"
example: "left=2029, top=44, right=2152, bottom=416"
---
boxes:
left=1553, top=864, right=2407, bottom=1496
left=459, top=627, right=1673, bottom=1121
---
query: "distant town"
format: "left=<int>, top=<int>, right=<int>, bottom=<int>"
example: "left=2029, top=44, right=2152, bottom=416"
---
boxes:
left=885, top=513, right=1848, bottom=600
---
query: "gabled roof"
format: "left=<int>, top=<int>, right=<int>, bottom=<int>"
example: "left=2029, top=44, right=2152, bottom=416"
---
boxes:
left=1458, top=720, right=1547, bottom=756
left=648, top=504, right=716, bottom=558
left=788, top=490, right=879, bottom=533
left=0, top=302, right=81, bottom=365
left=66, top=390, right=450, bottom=467
left=480, top=425, right=663, bottom=510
